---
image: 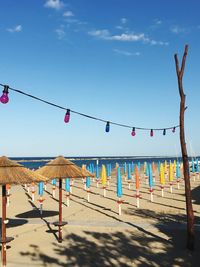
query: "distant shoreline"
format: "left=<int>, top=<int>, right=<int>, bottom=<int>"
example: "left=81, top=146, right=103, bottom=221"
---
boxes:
left=12, top=155, right=185, bottom=163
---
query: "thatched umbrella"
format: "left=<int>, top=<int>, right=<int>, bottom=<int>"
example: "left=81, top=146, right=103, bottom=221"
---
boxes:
left=0, top=156, right=48, bottom=266
left=36, top=155, right=94, bottom=243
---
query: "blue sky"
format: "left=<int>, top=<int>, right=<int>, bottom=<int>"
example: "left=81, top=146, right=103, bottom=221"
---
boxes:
left=0, top=0, right=200, bottom=157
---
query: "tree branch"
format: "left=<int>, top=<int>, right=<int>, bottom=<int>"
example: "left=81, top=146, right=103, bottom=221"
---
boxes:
left=180, top=44, right=189, bottom=77
left=174, top=54, right=180, bottom=76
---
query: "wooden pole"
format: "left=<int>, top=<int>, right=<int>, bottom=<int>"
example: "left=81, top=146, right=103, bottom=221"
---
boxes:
left=53, top=179, right=67, bottom=243
left=2, top=185, right=7, bottom=266
left=58, top=178, right=62, bottom=243
left=174, top=44, right=195, bottom=250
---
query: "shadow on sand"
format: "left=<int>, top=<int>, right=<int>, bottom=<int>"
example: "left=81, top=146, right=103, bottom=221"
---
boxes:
left=15, top=209, right=59, bottom=219
left=0, top=218, right=28, bottom=229
left=19, top=209, right=200, bottom=267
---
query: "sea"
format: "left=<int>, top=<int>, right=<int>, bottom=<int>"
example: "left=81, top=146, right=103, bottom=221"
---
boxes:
left=10, top=156, right=188, bottom=170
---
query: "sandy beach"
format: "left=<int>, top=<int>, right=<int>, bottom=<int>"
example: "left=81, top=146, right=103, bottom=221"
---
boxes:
left=1, top=1, right=200, bottom=267
left=1, top=170, right=200, bottom=267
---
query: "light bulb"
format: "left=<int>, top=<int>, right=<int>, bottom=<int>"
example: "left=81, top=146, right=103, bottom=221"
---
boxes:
left=150, top=129, right=153, bottom=137
left=131, top=127, right=136, bottom=136
left=0, top=85, right=9, bottom=104
left=105, top=121, right=110, bottom=132
left=163, top=129, right=166, bottom=135
left=172, top=127, right=176, bottom=133
left=64, top=109, right=70, bottom=123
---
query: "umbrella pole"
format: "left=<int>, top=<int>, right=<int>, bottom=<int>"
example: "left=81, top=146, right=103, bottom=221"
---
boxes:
left=58, top=178, right=62, bottom=243
left=170, top=183, right=173, bottom=193
left=150, top=187, right=154, bottom=202
left=118, top=198, right=122, bottom=215
left=44, top=182, right=47, bottom=191
left=1, top=185, right=7, bottom=266
left=136, top=189, right=140, bottom=208
left=52, top=186, right=56, bottom=198
left=6, top=190, right=10, bottom=208
left=128, top=181, right=131, bottom=190
left=70, top=181, right=73, bottom=193
left=66, top=192, right=70, bottom=207
left=87, top=189, right=90, bottom=202
left=103, top=187, right=106, bottom=197
left=161, top=186, right=164, bottom=197
left=177, top=179, right=180, bottom=189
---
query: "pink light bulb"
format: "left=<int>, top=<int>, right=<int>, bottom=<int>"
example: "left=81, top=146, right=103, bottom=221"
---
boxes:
left=150, top=129, right=154, bottom=137
left=0, top=86, right=9, bottom=104
left=131, top=127, right=136, bottom=136
left=64, top=109, right=70, bottom=123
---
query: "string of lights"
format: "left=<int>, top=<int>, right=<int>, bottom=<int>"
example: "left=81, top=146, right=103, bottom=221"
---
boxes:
left=0, top=83, right=179, bottom=136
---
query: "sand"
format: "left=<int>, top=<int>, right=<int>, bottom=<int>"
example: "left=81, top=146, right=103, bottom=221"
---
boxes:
left=1, top=171, right=200, bottom=267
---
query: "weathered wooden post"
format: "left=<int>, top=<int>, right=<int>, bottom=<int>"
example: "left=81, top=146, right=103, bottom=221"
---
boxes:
left=174, top=44, right=194, bottom=250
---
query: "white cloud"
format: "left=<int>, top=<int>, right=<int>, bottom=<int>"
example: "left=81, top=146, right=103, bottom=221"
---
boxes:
left=155, top=19, right=162, bottom=25
left=55, top=26, right=65, bottom=39
left=116, top=25, right=123, bottom=30
left=7, top=25, right=22, bottom=33
left=44, top=0, right=64, bottom=10
left=150, top=19, right=163, bottom=30
left=149, top=39, right=169, bottom=46
left=111, top=33, right=145, bottom=41
left=63, top=11, right=74, bottom=17
left=88, top=29, right=110, bottom=39
left=116, top=25, right=129, bottom=32
left=115, top=18, right=128, bottom=31
left=121, top=18, right=127, bottom=24
left=114, top=49, right=141, bottom=56
left=64, top=18, right=87, bottom=26
left=170, top=25, right=186, bottom=34
left=88, top=29, right=145, bottom=42
left=88, top=29, right=168, bottom=46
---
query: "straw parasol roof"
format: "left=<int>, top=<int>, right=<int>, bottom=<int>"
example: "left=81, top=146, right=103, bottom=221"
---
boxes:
left=36, top=156, right=94, bottom=179
left=0, top=156, right=48, bottom=185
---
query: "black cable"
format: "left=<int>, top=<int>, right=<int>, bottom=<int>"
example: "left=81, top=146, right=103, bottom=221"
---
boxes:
left=0, top=83, right=179, bottom=131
